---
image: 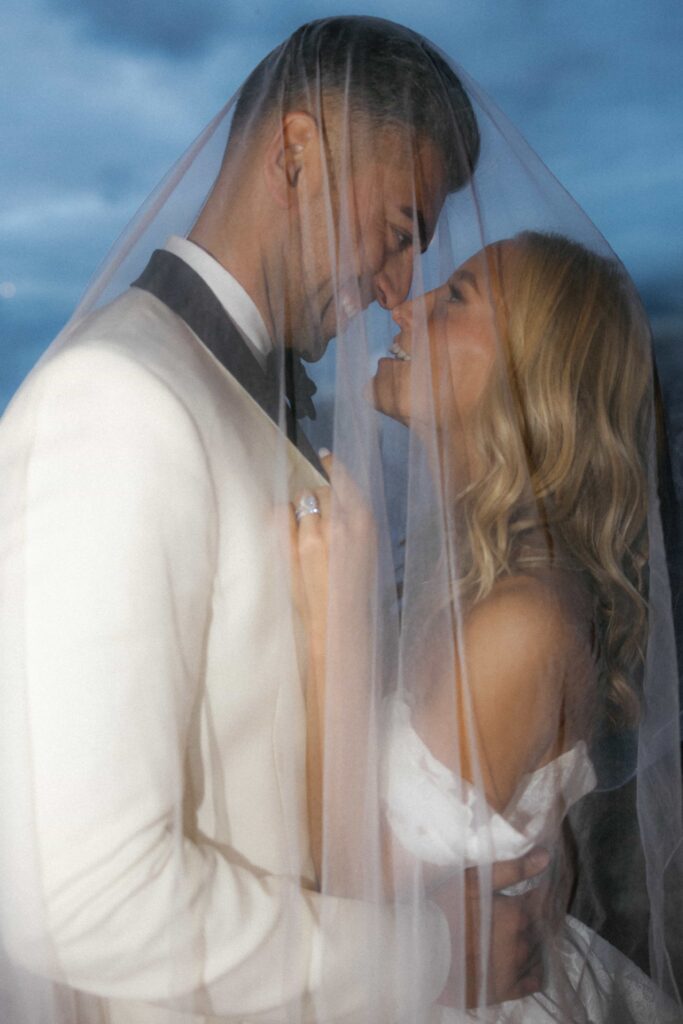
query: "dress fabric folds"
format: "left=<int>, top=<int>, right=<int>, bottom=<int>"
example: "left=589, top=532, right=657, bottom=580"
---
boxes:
left=383, top=698, right=681, bottom=1022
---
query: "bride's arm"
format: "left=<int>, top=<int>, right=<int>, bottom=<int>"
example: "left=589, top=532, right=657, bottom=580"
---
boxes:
left=291, top=465, right=552, bottom=1007
left=412, top=580, right=572, bottom=813
left=291, top=456, right=379, bottom=888
left=291, top=461, right=560, bottom=889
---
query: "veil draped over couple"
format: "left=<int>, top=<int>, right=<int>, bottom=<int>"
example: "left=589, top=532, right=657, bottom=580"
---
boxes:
left=1, top=16, right=682, bottom=1024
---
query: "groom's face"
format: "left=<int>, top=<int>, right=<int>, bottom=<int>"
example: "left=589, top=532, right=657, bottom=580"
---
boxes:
left=292, top=126, right=448, bottom=361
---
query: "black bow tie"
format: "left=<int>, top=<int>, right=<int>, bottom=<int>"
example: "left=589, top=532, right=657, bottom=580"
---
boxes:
left=265, top=348, right=318, bottom=422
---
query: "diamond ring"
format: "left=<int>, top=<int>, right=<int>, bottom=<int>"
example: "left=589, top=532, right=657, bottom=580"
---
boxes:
left=294, top=493, right=322, bottom=522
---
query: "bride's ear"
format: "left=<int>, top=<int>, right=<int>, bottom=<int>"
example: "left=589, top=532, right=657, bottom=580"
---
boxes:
left=263, top=111, right=323, bottom=209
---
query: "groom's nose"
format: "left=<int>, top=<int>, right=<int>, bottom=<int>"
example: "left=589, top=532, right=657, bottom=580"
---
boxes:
left=372, top=253, right=413, bottom=311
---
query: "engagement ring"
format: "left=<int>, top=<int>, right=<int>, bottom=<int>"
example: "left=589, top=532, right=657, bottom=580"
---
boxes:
left=294, top=493, right=321, bottom=522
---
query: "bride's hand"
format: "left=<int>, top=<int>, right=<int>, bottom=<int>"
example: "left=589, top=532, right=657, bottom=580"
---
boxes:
left=290, top=453, right=377, bottom=680
left=290, top=453, right=377, bottom=886
left=290, top=465, right=332, bottom=675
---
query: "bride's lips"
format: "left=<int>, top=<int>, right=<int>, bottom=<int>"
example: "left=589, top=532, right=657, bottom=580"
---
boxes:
left=388, top=334, right=412, bottom=361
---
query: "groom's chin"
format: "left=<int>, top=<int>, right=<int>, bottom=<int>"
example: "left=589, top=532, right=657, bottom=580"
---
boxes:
left=298, top=336, right=332, bottom=363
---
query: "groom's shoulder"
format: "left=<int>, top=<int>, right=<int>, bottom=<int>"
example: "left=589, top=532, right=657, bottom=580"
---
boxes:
left=1, top=288, right=205, bottom=438
left=63, top=285, right=198, bottom=377
left=7, top=287, right=209, bottom=419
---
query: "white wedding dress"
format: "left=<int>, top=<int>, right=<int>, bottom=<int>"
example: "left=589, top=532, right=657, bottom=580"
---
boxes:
left=381, top=697, right=681, bottom=1023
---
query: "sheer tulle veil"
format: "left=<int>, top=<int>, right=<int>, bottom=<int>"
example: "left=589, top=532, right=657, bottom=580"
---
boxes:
left=0, top=16, right=681, bottom=1024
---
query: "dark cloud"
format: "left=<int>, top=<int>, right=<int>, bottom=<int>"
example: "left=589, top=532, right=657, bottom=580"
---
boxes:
left=45, top=0, right=231, bottom=58
left=4, top=0, right=681, bottom=418
left=42, top=0, right=324, bottom=59
left=0, top=301, right=68, bottom=412
left=640, top=277, right=683, bottom=319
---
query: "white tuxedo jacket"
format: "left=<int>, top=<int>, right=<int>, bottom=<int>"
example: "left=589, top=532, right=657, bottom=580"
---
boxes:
left=0, top=260, right=448, bottom=1023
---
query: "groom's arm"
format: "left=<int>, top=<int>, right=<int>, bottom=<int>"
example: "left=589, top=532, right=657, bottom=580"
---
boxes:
left=0, top=341, right=449, bottom=1022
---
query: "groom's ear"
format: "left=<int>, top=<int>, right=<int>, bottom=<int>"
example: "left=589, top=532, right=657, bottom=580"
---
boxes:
left=264, top=112, right=323, bottom=209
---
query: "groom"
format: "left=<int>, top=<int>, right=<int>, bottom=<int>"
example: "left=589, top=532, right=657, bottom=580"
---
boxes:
left=0, top=17, right=544, bottom=1023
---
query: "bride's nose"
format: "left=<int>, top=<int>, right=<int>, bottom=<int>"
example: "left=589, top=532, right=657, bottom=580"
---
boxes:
left=392, top=289, right=436, bottom=329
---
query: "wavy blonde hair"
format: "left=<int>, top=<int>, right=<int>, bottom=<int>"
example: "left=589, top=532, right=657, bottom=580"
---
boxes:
left=458, top=232, right=652, bottom=725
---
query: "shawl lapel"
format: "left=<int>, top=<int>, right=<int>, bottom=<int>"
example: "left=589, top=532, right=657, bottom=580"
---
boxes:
left=133, top=249, right=325, bottom=476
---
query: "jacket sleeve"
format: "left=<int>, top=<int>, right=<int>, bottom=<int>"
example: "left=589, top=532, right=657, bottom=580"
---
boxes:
left=0, top=341, right=449, bottom=1022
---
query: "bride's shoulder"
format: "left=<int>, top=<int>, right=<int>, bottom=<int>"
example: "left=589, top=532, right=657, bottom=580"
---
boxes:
left=461, top=572, right=593, bottom=722
left=414, top=572, right=592, bottom=804
left=431, top=574, right=589, bottom=805
left=466, top=571, right=587, bottom=653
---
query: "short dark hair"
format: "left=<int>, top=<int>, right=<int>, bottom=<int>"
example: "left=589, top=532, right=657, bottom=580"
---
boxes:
left=228, top=16, right=480, bottom=193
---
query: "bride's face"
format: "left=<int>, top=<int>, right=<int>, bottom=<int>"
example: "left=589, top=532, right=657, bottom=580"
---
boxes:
left=372, top=246, right=505, bottom=437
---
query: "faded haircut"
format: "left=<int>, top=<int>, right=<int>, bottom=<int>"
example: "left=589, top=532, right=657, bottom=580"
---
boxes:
left=227, top=16, right=480, bottom=193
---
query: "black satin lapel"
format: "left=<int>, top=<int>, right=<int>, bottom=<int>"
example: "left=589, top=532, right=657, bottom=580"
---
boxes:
left=133, top=250, right=278, bottom=421
left=284, top=406, right=326, bottom=476
left=132, top=250, right=327, bottom=480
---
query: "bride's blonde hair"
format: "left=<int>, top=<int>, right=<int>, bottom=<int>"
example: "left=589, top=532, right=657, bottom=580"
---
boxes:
left=459, top=232, right=652, bottom=724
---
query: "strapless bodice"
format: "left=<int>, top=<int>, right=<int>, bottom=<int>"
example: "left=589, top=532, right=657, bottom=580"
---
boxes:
left=380, top=696, right=597, bottom=870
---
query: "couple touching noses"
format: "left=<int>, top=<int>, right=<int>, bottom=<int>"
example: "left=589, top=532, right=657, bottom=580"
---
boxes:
left=1, top=15, right=680, bottom=1024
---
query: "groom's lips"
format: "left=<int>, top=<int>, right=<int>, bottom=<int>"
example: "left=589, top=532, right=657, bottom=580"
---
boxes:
left=339, top=289, right=361, bottom=322
left=321, top=284, right=364, bottom=333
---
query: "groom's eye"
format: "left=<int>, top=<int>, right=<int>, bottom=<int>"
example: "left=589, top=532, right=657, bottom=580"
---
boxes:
left=392, top=227, right=414, bottom=253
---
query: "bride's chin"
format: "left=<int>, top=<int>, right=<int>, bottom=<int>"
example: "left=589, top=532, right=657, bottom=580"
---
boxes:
left=370, top=364, right=409, bottom=425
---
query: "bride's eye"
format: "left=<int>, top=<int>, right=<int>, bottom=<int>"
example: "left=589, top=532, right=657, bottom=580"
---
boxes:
left=447, top=282, right=464, bottom=303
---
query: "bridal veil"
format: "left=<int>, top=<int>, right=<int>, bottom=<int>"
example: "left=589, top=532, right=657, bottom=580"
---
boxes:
left=1, top=16, right=681, bottom=1023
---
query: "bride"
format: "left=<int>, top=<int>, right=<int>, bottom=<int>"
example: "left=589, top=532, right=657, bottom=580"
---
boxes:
left=292, top=230, right=681, bottom=1021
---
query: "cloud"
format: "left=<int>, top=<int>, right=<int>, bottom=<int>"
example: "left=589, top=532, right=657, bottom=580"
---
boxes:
left=43, top=0, right=230, bottom=58
left=41, top=0, right=324, bottom=59
left=2, top=0, right=682, bottom=413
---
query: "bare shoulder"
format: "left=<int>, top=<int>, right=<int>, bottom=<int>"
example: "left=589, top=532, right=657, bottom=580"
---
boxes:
left=414, top=572, right=593, bottom=805
left=465, top=573, right=581, bottom=666
left=459, top=574, right=588, bottom=800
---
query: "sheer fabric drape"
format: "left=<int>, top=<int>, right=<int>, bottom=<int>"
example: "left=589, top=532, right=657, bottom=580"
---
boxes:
left=1, top=17, right=681, bottom=1024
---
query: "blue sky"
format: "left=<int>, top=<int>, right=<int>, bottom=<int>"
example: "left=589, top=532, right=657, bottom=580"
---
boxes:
left=1, top=0, right=682, bottom=410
